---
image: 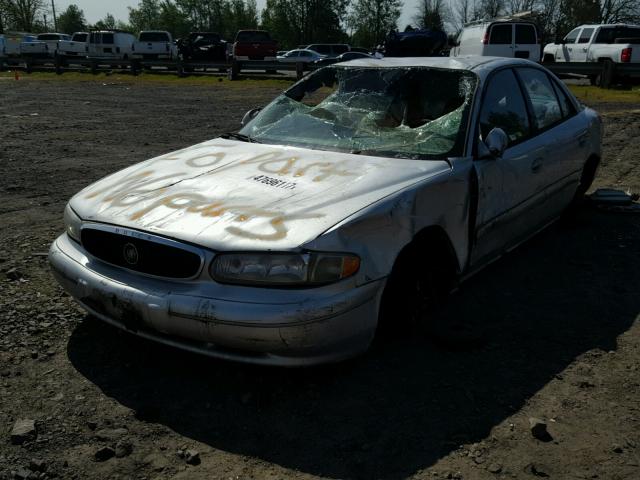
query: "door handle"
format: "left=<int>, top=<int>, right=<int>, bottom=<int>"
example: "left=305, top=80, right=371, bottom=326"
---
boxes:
left=582, top=48, right=588, bottom=52
left=531, top=158, right=543, bottom=173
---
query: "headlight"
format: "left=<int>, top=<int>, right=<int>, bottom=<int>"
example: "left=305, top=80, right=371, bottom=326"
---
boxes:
left=210, top=252, right=360, bottom=286
left=64, top=203, right=82, bottom=242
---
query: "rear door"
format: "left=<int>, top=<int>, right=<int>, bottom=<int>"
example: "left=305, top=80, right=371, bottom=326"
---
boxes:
left=487, top=23, right=513, bottom=57
left=514, top=23, right=539, bottom=60
left=516, top=67, right=586, bottom=214
left=471, top=68, right=550, bottom=265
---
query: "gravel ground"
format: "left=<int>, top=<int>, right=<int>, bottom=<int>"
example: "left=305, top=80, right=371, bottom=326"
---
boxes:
left=0, top=75, right=639, bottom=480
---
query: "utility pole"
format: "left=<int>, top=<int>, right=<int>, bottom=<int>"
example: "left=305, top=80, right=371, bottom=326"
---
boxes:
left=44, top=13, right=48, bottom=30
left=51, top=0, right=58, bottom=31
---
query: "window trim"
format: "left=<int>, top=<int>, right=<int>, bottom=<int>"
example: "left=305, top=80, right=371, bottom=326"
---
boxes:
left=489, top=23, right=514, bottom=45
left=578, top=28, right=594, bottom=44
left=564, top=28, right=581, bottom=44
left=514, top=66, right=569, bottom=138
left=474, top=66, right=534, bottom=158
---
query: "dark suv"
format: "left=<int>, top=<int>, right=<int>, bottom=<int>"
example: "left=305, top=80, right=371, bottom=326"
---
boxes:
left=177, top=32, right=227, bottom=62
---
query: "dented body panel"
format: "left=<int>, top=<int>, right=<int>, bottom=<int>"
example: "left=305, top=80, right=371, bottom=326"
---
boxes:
left=50, top=56, right=602, bottom=365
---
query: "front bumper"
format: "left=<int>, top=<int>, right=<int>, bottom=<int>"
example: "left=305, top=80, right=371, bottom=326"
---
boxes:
left=49, top=233, right=383, bottom=366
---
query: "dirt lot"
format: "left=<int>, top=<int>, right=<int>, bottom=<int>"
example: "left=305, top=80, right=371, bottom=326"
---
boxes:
left=1, top=73, right=639, bottom=480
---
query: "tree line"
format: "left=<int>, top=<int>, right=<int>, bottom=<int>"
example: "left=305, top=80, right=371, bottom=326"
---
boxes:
left=1, top=0, right=639, bottom=48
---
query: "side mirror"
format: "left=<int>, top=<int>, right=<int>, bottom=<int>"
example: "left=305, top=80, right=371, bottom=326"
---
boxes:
left=479, top=128, right=508, bottom=158
left=240, top=107, right=262, bottom=127
left=554, top=35, right=566, bottom=45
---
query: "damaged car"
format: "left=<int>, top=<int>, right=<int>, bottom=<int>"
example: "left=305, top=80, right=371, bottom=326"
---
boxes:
left=49, top=56, right=602, bottom=366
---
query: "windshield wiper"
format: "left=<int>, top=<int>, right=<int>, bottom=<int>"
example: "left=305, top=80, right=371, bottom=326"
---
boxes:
left=220, top=132, right=260, bottom=143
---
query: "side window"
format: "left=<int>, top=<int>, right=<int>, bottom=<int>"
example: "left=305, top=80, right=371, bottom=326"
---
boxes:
left=490, top=24, right=513, bottom=44
left=550, top=78, right=577, bottom=118
left=578, top=28, right=594, bottom=44
left=480, top=69, right=531, bottom=143
left=515, top=24, right=536, bottom=44
left=517, top=68, right=563, bottom=130
left=564, top=28, right=580, bottom=44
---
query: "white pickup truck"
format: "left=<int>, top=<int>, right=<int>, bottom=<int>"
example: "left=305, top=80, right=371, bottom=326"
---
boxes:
left=20, top=33, right=71, bottom=58
left=132, top=30, right=178, bottom=61
left=543, top=24, right=640, bottom=64
left=57, top=32, right=89, bottom=58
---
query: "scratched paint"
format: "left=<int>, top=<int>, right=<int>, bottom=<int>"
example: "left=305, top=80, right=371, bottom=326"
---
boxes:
left=73, top=138, right=450, bottom=249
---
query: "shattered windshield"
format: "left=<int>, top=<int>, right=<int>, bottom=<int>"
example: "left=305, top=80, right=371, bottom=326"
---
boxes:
left=240, top=66, right=477, bottom=159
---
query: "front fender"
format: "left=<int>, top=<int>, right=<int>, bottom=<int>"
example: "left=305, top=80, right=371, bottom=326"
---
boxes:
left=303, top=158, right=475, bottom=284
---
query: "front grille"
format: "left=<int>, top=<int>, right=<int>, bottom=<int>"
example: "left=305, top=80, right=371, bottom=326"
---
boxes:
left=81, top=228, right=202, bottom=279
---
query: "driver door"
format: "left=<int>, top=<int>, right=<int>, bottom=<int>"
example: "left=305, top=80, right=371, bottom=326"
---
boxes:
left=470, top=68, right=550, bottom=267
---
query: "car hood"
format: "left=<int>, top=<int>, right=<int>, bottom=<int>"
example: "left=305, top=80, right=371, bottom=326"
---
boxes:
left=71, top=139, right=450, bottom=250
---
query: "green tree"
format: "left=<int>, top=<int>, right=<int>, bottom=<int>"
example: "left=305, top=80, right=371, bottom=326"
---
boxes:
left=158, top=0, right=191, bottom=37
left=128, top=0, right=161, bottom=32
left=414, top=0, right=448, bottom=30
left=347, top=0, right=401, bottom=48
left=262, top=0, right=349, bottom=49
left=0, top=0, right=45, bottom=31
left=222, top=0, right=258, bottom=37
left=56, top=4, right=86, bottom=34
left=93, top=13, right=117, bottom=30
left=175, top=0, right=226, bottom=34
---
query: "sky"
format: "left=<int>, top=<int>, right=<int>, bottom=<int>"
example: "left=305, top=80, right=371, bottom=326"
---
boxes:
left=54, top=0, right=421, bottom=31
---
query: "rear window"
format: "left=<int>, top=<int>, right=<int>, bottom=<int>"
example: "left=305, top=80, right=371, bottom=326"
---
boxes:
left=139, top=32, right=170, bottom=42
left=236, top=31, right=271, bottom=43
left=38, top=34, right=63, bottom=41
left=333, top=45, right=349, bottom=55
left=89, top=33, right=114, bottom=44
left=515, top=24, right=536, bottom=44
left=309, top=45, right=330, bottom=54
left=595, top=27, right=640, bottom=43
left=490, top=24, right=512, bottom=44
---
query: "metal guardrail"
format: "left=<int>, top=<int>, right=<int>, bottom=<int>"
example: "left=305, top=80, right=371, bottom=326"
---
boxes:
left=0, top=55, right=308, bottom=80
left=542, top=61, right=640, bottom=88
left=2, top=55, right=639, bottom=87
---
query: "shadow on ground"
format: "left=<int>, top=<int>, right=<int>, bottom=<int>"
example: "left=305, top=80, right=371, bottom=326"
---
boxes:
left=67, top=207, right=640, bottom=479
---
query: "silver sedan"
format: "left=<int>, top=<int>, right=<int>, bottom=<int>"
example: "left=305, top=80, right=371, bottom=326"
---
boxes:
left=277, top=48, right=325, bottom=63
left=49, top=56, right=602, bottom=366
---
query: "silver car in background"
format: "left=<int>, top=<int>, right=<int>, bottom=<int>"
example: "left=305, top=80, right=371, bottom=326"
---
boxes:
left=49, top=56, right=602, bottom=366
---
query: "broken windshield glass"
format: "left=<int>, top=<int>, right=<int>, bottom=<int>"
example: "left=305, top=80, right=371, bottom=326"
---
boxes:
left=240, top=66, right=477, bottom=159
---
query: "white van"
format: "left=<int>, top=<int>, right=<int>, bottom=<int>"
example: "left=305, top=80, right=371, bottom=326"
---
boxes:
left=87, top=30, right=136, bottom=59
left=450, top=20, right=540, bottom=61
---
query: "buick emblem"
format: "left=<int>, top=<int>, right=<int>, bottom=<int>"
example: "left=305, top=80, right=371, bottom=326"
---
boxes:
left=122, top=242, right=139, bottom=265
